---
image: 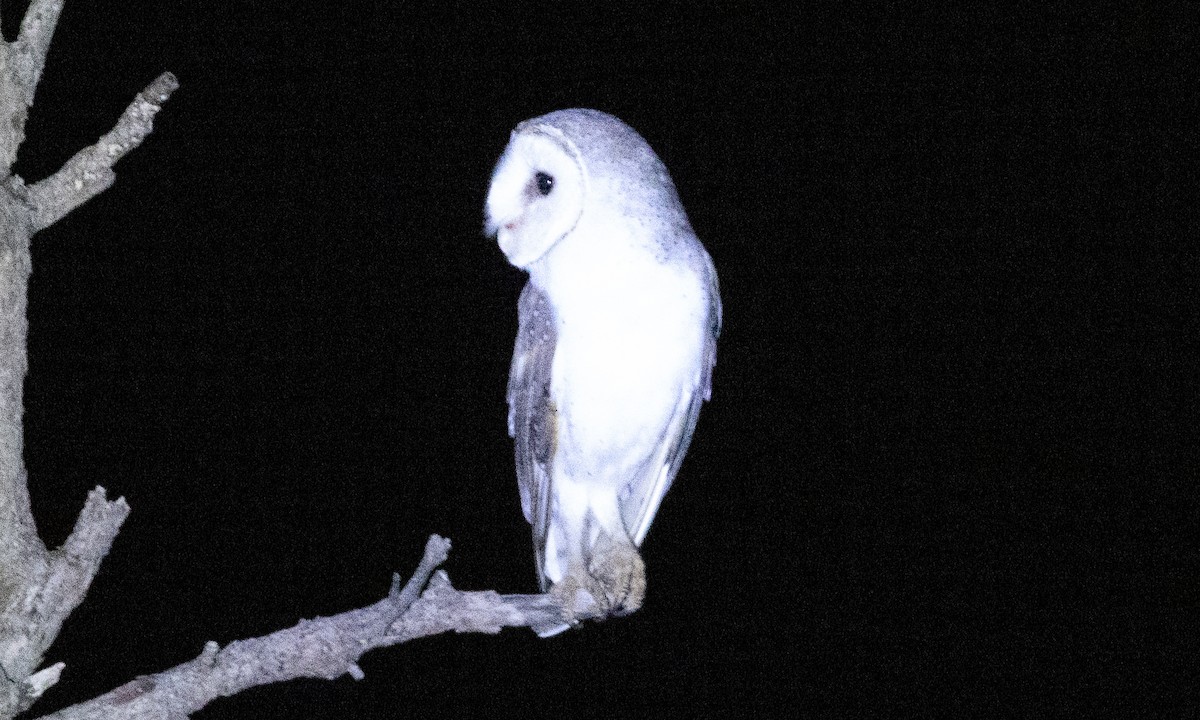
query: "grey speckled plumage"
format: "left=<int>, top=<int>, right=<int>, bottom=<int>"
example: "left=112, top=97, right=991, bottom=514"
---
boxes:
left=506, top=282, right=557, bottom=584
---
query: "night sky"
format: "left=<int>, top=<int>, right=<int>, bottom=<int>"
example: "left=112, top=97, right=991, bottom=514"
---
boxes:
left=5, top=2, right=1194, bottom=717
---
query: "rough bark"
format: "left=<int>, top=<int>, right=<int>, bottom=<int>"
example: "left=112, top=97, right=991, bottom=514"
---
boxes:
left=33, top=536, right=576, bottom=720
left=1, top=3, right=176, bottom=716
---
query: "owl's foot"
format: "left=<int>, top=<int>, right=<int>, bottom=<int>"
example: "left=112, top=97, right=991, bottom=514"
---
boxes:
left=549, top=572, right=597, bottom=627
left=587, top=536, right=646, bottom=617
left=548, top=538, right=646, bottom=626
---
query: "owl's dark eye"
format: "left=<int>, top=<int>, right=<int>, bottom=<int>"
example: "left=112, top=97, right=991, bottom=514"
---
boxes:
left=535, top=171, right=554, bottom=196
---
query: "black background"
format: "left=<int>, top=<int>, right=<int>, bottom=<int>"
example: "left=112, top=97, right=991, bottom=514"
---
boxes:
left=5, top=1, right=1195, bottom=717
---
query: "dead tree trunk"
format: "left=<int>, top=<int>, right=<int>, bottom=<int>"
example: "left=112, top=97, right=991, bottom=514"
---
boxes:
left=0, top=2, right=176, bottom=716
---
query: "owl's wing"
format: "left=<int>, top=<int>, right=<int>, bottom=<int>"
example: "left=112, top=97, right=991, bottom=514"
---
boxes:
left=507, top=281, right=557, bottom=589
left=625, top=256, right=722, bottom=546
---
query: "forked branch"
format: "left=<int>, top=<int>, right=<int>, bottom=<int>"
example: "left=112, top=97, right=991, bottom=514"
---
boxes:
left=32, top=536, right=575, bottom=720
left=26, top=71, right=179, bottom=231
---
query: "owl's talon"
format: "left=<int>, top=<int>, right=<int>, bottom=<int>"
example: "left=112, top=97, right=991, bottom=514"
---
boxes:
left=550, top=576, right=580, bottom=624
left=550, top=574, right=598, bottom=624
left=550, top=543, right=646, bottom=624
left=588, top=541, right=646, bottom=617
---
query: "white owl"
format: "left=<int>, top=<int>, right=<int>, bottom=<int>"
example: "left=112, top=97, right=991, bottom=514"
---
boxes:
left=485, top=109, right=720, bottom=635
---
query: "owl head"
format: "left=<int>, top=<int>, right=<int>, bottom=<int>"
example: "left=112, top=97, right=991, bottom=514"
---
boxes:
left=485, top=109, right=688, bottom=269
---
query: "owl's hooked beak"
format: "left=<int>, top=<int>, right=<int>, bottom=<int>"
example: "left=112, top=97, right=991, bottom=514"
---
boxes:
left=484, top=214, right=520, bottom=238
left=493, top=222, right=525, bottom=264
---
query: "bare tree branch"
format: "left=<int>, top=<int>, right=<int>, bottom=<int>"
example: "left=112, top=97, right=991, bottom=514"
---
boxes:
left=26, top=71, right=179, bottom=231
left=14, top=0, right=66, bottom=96
left=2, top=6, right=178, bottom=715
left=30, top=487, right=130, bottom=645
left=0, top=75, right=21, bottom=171
left=32, top=535, right=583, bottom=720
left=0, top=0, right=66, bottom=169
left=0, top=488, right=128, bottom=716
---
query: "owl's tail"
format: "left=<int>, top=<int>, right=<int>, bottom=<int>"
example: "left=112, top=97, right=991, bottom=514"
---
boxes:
left=534, top=620, right=571, bottom=638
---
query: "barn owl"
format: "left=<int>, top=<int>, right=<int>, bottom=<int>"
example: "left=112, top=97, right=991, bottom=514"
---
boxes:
left=485, top=109, right=720, bottom=635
